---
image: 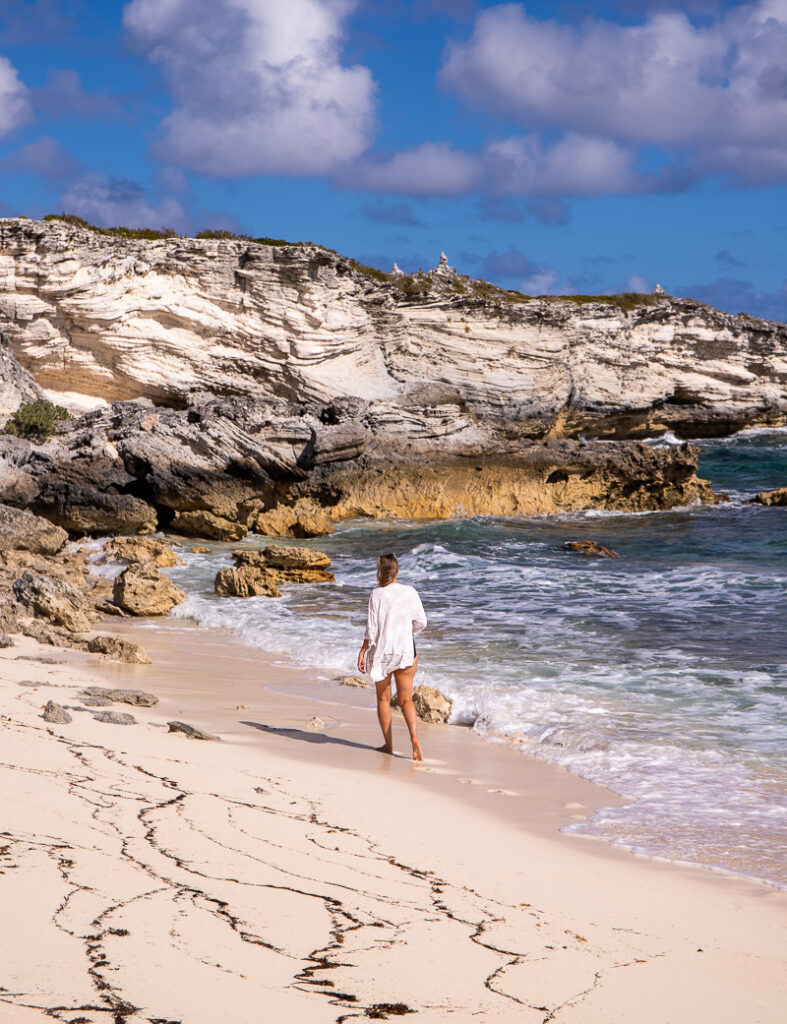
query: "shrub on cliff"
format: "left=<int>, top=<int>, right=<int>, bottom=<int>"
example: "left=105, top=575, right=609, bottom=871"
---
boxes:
left=3, top=400, right=70, bottom=441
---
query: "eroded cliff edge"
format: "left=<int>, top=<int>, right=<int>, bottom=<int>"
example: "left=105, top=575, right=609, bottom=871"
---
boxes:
left=0, top=216, right=783, bottom=535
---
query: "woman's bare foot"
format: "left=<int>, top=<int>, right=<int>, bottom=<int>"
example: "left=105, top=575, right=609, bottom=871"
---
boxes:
left=412, top=738, right=423, bottom=762
left=377, top=743, right=393, bottom=754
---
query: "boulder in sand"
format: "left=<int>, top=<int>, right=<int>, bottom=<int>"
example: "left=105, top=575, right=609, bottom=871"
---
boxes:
left=168, top=720, right=220, bottom=741
left=564, top=540, right=620, bottom=558
left=214, top=566, right=280, bottom=598
left=13, top=571, right=94, bottom=632
left=93, top=710, right=137, bottom=725
left=112, top=566, right=186, bottom=616
left=86, top=635, right=152, bottom=664
left=41, top=700, right=72, bottom=724
left=0, top=503, right=68, bottom=556
left=339, top=675, right=369, bottom=688
left=81, top=685, right=157, bottom=707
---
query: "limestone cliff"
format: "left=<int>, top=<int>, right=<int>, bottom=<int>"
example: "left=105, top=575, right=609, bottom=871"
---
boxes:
left=0, top=217, right=784, bottom=439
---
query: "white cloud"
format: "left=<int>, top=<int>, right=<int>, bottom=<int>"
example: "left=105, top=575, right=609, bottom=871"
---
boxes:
left=0, top=55, right=31, bottom=136
left=123, top=0, right=376, bottom=176
left=441, top=1, right=787, bottom=185
left=347, top=142, right=481, bottom=195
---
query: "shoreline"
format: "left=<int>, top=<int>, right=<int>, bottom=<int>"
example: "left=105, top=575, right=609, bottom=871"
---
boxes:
left=2, top=620, right=785, bottom=1022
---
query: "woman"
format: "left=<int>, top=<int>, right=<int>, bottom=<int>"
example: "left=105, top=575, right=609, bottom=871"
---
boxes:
left=357, top=553, right=427, bottom=761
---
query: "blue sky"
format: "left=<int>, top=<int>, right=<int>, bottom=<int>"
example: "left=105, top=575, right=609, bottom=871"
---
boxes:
left=1, top=0, right=786, bottom=319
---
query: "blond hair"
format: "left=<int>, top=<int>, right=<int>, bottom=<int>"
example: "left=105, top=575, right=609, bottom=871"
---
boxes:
left=377, top=553, right=399, bottom=587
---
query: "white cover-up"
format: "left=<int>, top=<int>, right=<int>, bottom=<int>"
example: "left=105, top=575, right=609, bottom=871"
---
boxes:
left=364, top=582, right=427, bottom=683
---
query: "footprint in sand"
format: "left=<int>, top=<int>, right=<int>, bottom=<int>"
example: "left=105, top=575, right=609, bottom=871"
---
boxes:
left=487, top=788, right=518, bottom=796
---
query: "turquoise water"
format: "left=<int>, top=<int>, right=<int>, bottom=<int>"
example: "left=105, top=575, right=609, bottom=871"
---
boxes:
left=166, top=428, right=787, bottom=887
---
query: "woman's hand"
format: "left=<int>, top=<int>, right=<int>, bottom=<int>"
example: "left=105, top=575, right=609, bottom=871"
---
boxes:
left=357, top=649, right=366, bottom=673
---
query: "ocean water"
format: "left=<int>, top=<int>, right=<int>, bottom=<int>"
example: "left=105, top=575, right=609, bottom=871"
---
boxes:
left=165, top=428, right=787, bottom=888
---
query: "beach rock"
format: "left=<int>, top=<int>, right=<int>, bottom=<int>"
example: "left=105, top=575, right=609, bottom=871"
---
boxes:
left=13, top=571, right=94, bottom=632
left=92, top=710, right=137, bottom=725
left=167, top=720, right=220, bottom=741
left=86, top=635, right=152, bottom=664
left=0, top=503, right=68, bottom=555
left=412, top=685, right=453, bottom=724
left=214, top=566, right=280, bottom=598
left=107, top=536, right=183, bottom=568
left=170, top=510, right=247, bottom=541
left=0, top=633, right=13, bottom=648
left=192, top=545, right=211, bottom=553
left=564, top=540, right=621, bottom=558
left=339, top=675, right=369, bottom=688
left=112, top=566, right=186, bottom=616
left=752, top=487, right=787, bottom=506
left=41, top=700, right=72, bottom=725
left=81, top=685, right=158, bottom=707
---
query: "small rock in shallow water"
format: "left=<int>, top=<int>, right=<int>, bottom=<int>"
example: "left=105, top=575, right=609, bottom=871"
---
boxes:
left=167, top=720, right=220, bottom=741
left=339, top=675, right=369, bottom=688
left=564, top=540, right=620, bottom=558
left=192, top=545, right=211, bottom=553
left=412, top=685, right=453, bottom=724
left=93, top=710, right=137, bottom=725
left=42, top=700, right=72, bottom=724
left=752, top=486, right=787, bottom=507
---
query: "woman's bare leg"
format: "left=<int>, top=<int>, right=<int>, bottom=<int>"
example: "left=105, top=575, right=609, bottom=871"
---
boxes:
left=375, top=675, right=393, bottom=754
left=393, top=658, right=423, bottom=761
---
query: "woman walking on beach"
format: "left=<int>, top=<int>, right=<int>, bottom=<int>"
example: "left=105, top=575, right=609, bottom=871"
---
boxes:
left=358, top=553, right=427, bottom=761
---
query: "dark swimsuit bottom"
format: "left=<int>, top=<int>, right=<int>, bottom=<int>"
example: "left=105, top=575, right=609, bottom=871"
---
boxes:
left=413, top=640, right=417, bottom=656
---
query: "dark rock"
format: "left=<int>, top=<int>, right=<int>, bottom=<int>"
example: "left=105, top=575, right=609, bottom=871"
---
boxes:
left=42, top=700, right=72, bottom=724
left=92, top=710, right=137, bottom=725
left=80, top=685, right=158, bottom=707
left=0, top=502, right=68, bottom=555
left=12, top=571, right=94, bottom=631
left=752, top=487, right=787, bottom=507
left=86, top=635, right=152, bottom=664
left=564, top=540, right=620, bottom=558
left=167, top=720, right=220, bottom=741
left=0, top=634, right=13, bottom=648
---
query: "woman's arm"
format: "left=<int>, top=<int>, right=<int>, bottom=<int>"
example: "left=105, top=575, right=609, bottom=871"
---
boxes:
left=412, top=590, right=427, bottom=635
left=359, top=594, right=376, bottom=673
left=357, top=638, right=370, bottom=673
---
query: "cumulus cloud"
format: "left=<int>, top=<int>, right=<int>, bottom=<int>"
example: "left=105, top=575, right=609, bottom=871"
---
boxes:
left=0, top=55, right=31, bottom=136
left=441, top=0, right=787, bottom=186
left=123, top=0, right=376, bottom=177
left=60, top=173, right=190, bottom=231
left=344, top=141, right=480, bottom=195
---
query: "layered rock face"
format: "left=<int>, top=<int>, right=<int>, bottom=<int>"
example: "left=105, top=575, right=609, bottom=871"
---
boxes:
left=0, top=217, right=784, bottom=439
left=0, top=217, right=782, bottom=534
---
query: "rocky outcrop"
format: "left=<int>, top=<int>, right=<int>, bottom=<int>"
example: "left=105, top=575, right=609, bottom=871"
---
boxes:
left=0, top=503, right=67, bottom=555
left=232, top=545, right=334, bottom=584
left=0, top=217, right=784, bottom=440
left=254, top=498, right=334, bottom=537
left=112, top=566, right=186, bottom=616
left=80, top=685, right=158, bottom=706
left=752, top=487, right=787, bottom=506
left=13, top=571, right=94, bottom=631
left=564, top=540, right=620, bottom=558
left=0, top=333, right=41, bottom=416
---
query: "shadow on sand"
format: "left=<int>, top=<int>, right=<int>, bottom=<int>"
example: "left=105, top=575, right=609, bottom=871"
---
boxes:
left=241, top=720, right=398, bottom=755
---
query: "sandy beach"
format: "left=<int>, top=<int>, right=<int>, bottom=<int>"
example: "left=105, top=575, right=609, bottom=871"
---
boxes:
left=1, top=622, right=785, bottom=1024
